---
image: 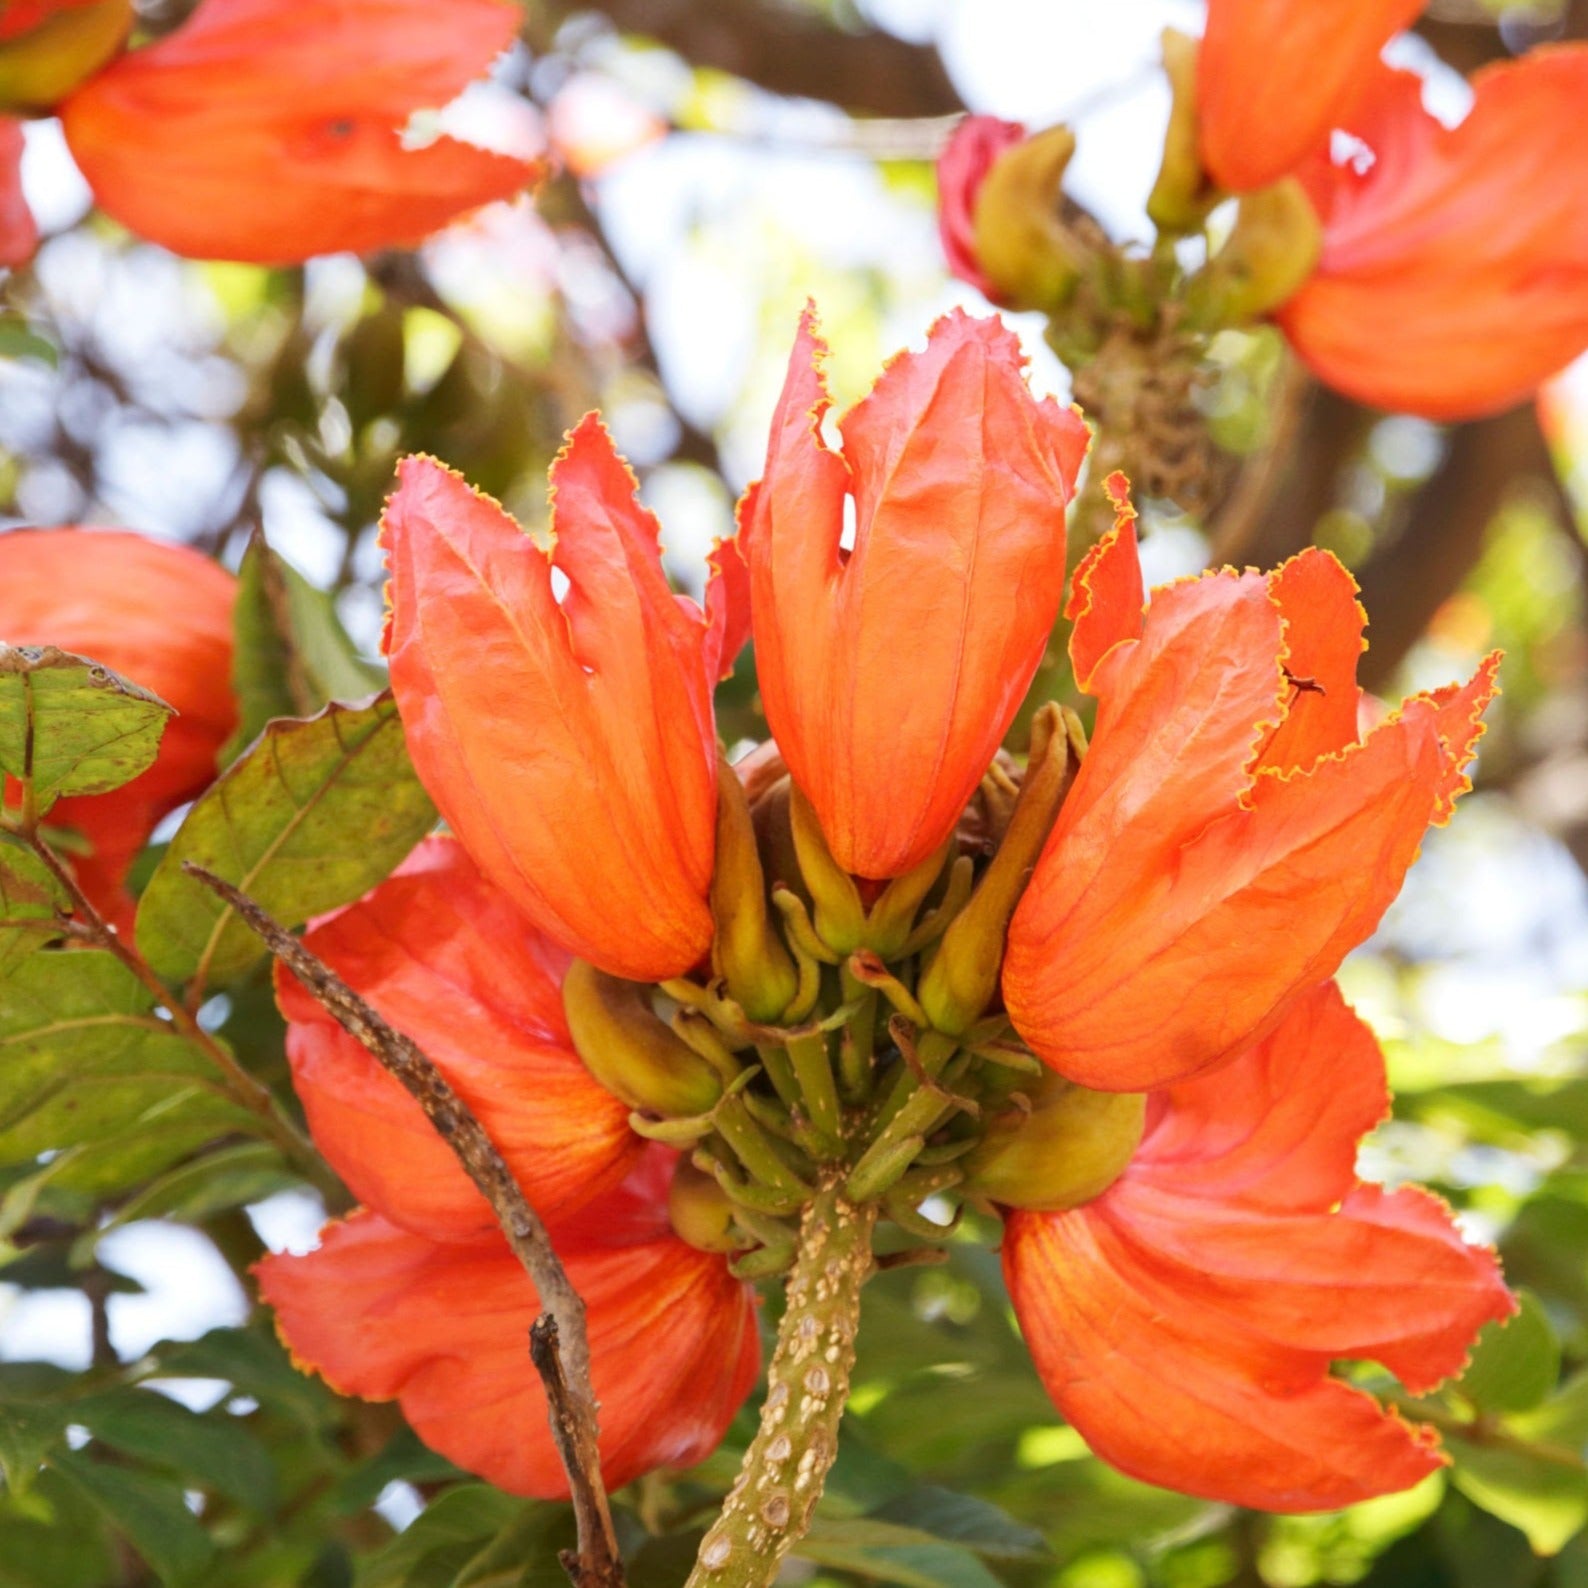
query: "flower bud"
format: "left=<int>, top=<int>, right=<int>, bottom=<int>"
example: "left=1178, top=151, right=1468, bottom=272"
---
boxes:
left=1147, top=28, right=1219, bottom=235
left=969, top=122, right=1086, bottom=314
left=0, top=0, right=131, bottom=113
left=562, top=959, right=724, bottom=1118
left=668, top=1156, right=741, bottom=1253
left=1190, top=179, right=1322, bottom=326
left=918, top=705, right=1080, bottom=1036
left=711, top=755, right=797, bottom=1023
left=962, top=1073, right=1145, bottom=1211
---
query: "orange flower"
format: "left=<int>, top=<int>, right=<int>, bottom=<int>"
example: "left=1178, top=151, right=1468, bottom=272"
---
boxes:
left=1275, top=50, right=1588, bottom=419
left=1002, top=479, right=1496, bottom=1092
left=1005, top=981, right=1513, bottom=1511
left=381, top=419, right=748, bottom=982
left=741, top=308, right=1088, bottom=880
left=275, top=837, right=641, bottom=1243
left=257, top=1147, right=760, bottom=1498
left=0, top=527, right=236, bottom=920
left=1197, top=0, right=1421, bottom=194
left=56, top=0, right=537, bottom=263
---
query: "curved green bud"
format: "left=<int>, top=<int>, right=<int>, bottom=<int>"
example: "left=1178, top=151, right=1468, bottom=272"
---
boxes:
left=918, top=705, right=1079, bottom=1036
left=562, top=958, right=723, bottom=1117
left=668, top=1156, right=742, bottom=1253
left=1189, top=178, right=1323, bottom=327
left=711, top=756, right=797, bottom=1023
left=0, top=0, right=133, bottom=114
left=1146, top=28, right=1219, bottom=235
left=974, top=123, right=1086, bottom=314
left=962, top=1072, right=1146, bottom=1211
left=789, top=782, right=866, bottom=954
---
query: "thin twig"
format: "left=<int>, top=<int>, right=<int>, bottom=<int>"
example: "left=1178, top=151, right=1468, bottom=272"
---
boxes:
left=182, top=863, right=626, bottom=1588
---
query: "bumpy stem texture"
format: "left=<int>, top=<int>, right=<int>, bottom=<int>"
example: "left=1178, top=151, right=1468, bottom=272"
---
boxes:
left=687, top=1176, right=877, bottom=1588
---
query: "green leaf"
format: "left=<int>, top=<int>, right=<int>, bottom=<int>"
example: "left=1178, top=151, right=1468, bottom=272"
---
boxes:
left=0, top=317, right=57, bottom=368
left=871, top=1487, right=1048, bottom=1560
left=1448, top=1438, right=1588, bottom=1555
left=0, top=836, right=66, bottom=977
left=153, top=1325, right=335, bottom=1432
left=50, top=1448, right=214, bottom=1585
left=0, top=645, right=172, bottom=814
left=78, top=1141, right=296, bottom=1255
left=0, top=1400, right=68, bottom=1496
left=74, top=1389, right=277, bottom=1515
left=354, top=1486, right=533, bottom=1588
left=797, top=1517, right=1007, bottom=1588
left=228, top=532, right=385, bottom=757
left=136, top=693, right=435, bottom=988
left=0, top=949, right=255, bottom=1191
left=1459, top=1291, right=1560, bottom=1416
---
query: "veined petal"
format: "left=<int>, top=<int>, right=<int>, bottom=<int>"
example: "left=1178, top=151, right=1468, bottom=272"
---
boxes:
left=1279, top=50, right=1588, bottom=418
left=1007, top=982, right=1513, bottom=1511
left=1104, top=1180, right=1511, bottom=1391
left=381, top=439, right=720, bottom=980
left=1260, top=549, right=1365, bottom=773
left=276, top=836, right=638, bottom=1242
left=744, top=306, right=1088, bottom=880
left=0, top=528, right=236, bottom=920
left=1198, top=0, right=1423, bottom=193
left=0, top=119, right=36, bottom=266
left=1134, top=980, right=1387, bottom=1213
left=59, top=0, right=536, bottom=263
left=1006, top=523, right=1497, bottom=1091
left=256, top=1162, right=760, bottom=1496
left=1005, top=1204, right=1446, bottom=1511
left=1064, top=473, right=1143, bottom=692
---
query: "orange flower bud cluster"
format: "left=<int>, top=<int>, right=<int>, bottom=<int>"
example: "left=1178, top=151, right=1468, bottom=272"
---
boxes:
left=261, top=309, right=1512, bottom=1514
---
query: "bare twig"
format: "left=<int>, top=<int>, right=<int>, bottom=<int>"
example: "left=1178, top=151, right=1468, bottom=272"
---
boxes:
left=182, top=863, right=626, bottom=1588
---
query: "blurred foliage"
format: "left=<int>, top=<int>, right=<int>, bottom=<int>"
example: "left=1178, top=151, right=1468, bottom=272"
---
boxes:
left=4, top=1, right=1588, bottom=1586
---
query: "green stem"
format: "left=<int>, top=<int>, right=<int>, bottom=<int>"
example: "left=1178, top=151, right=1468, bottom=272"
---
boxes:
left=687, top=1177, right=877, bottom=1588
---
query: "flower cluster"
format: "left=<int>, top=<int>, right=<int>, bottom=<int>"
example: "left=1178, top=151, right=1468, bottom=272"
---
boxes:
left=248, top=308, right=1511, bottom=1511
left=0, top=0, right=537, bottom=265
left=938, top=0, right=1588, bottom=419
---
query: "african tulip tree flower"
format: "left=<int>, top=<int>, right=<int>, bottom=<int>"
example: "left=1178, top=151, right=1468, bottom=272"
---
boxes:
left=258, top=1142, right=760, bottom=1497
left=742, top=307, right=1088, bottom=880
left=1002, top=484, right=1498, bottom=1092
left=1005, top=981, right=1513, bottom=1510
left=274, top=837, right=643, bottom=1243
left=1196, top=0, right=1421, bottom=195
left=0, top=527, right=236, bottom=918
left=0, top=0, right=537, bottom=267
left=262, top=310, right=1508, bottom=1542
left=1274, top=52, right=1588, bottom=419
left=935, top=114, right=1025, bottom=302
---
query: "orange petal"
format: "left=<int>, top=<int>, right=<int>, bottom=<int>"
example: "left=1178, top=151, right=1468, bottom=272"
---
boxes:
left=381, top=440, right=720, bottom=980
left=1064, top=473, right=1143, bottom=691
left=1134, top=981, right=1387, bottom=1213
left=1197, top=0, right=1422, bottom=192
left=276, top=836, right=639, bottom=1242
left=0, top=119, right=36, bottom=266
left=935, top=114, right=1026, bottom=299
left=256, top=1160, right=759, bottom=1497
left=1005, top=1203, right=1447, bottom=1511
left=1259, top=549, right=1365, bottom=773
left=0, top=528, right=236, bottom=919
left=1279, top=50, right=1588, bottom=418
left=743, top=306, right=1088, bottom=880
left=1104, top=1179, right=1512, bottom=1392
left=1005, top=537, right=1497, bottom=1090
left=59, top=0, right=537, bottom=263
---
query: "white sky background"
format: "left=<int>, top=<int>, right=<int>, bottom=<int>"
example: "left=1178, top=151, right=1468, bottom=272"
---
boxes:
left=5, top=0, right=1588, bottom=1403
